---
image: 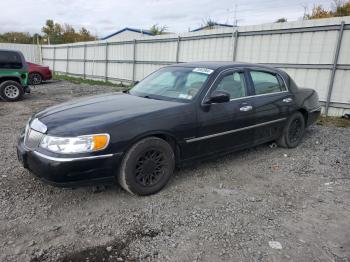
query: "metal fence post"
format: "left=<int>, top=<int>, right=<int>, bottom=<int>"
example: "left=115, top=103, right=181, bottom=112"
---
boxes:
left=105, top=42, right=109, bottom=82
left=53, top=46, right=56, bottom=74
left=176, top=36, right=181, bottom=63
left=83, top=44, right=87, bottom=79
left=66, top=46, right=69, bottom=75
left=39, top=45, right=43, bottom=64
left=325, top=21, right=345, bottom=116
left=232, top=29, right=239, bottom=61
left=132, top=39, right=137, bottom=84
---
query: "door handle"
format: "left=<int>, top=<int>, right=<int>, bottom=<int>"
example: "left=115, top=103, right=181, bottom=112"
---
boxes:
left=282, top=98, right=293, bottom=103
left=240, top=105, right=253, bottom=112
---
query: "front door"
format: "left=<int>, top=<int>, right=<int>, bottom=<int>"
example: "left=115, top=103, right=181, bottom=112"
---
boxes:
left=191, top=69, right=256, bottom=157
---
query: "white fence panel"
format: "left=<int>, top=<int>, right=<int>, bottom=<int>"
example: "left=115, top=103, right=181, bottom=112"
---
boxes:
left=69, top=46, right=84, bottom=60
left=36, top=16, right=350, bottom=116
left=108, top=62, right=133, bottom=80
left=0, top=43, right=41, bottom=63
left=68, top=61, right=84, bottom=75
left=86, top=45, right=106, bottom=60
left=109, top=44, right=134, bottom=61
left=136, top=41, right=177, bottom=62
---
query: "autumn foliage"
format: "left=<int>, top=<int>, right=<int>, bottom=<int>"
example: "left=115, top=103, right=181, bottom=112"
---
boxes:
left=305, top=0, right=350, bottom=19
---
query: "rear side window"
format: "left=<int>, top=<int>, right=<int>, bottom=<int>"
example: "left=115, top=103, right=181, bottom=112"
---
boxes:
left=0, top=51, right=23, bottom=69
left=250, top=71, right=286, bottom=95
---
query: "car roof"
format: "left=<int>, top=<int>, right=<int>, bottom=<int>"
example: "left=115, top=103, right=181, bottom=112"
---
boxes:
left=0, top=49, right=23, bottom=53
left=170, top=61, right=283, bottom=71
left=171, top=61, right=289, bottom=77
left=169, top=61, right=295, bottom=91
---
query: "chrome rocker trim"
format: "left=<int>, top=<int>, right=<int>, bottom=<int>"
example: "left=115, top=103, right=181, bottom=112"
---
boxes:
left=185, top=118, right=287, bottom=143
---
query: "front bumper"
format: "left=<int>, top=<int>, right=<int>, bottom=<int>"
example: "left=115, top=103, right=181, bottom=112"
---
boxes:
left=16, top=136, right=122, bottom=187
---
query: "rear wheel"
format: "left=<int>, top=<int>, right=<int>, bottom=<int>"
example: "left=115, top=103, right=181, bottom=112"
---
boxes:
left=277, top=112, right=305, bottom=148
left=118, top=137, right=175, bottom=195
left=29, top=72, right=42, bottom=85
left=0, top=80, right=24, bottom=102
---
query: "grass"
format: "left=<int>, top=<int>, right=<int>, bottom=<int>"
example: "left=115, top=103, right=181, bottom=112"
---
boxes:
left=53, top=73, right=130, bottom=91
left=317, top=116, right=350, bottom=128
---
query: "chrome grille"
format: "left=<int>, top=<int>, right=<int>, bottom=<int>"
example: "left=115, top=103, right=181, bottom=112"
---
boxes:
left=24, top=128, right=44, bottom=150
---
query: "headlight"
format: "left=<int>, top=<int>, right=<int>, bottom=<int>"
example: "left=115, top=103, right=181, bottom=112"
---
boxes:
left=39, top=134, right=110, bottom=154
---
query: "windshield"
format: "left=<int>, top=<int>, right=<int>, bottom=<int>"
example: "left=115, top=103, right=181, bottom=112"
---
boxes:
left=129, top=67, right=213, bottom=101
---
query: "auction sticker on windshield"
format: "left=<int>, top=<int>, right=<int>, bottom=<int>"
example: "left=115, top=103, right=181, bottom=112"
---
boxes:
left=192, top=68, right=214, bottom=75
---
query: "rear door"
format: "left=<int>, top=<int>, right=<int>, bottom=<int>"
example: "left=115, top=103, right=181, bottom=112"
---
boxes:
left=247, top=69, right=296, bottom=143
left=191, top=69, right=256, bottom=156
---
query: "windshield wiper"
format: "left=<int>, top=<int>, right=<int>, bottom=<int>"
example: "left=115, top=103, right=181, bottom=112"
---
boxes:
left=142, top=95, right=162, bottom=100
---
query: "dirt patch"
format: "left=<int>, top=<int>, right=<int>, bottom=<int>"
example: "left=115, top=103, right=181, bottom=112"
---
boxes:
left=0, top=81, right=349, bottom=262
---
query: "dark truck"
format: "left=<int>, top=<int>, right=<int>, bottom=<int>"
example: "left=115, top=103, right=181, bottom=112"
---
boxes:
left=0, top=49, right=30, bottom=101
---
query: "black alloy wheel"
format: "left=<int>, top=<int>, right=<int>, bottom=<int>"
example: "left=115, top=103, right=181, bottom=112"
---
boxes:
left=118, top=137, right=175, bottom=195
left=277, top=112, right=305, bottom=148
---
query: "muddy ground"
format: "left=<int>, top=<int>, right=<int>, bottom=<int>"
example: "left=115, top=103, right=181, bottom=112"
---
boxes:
left=0, top=81, right=349, bottom=262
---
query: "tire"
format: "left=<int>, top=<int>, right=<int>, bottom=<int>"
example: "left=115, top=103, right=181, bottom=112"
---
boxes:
left=277, top=112, right=305, bottom=148
left=0, top=80, right=24, bottom=102
left=29, top=72, right=42, bottom=85
left=118, top=137, right=175, bottom=195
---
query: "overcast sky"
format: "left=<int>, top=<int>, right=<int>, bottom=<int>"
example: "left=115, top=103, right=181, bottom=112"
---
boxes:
left=1, top=0, right=333, bottom=37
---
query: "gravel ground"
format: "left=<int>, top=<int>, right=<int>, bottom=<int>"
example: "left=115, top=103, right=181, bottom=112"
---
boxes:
left=0, top=81, right=349, bottom=262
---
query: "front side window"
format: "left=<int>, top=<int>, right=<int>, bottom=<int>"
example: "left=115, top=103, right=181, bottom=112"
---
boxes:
left=250, top=71, right=286, bottom=95
left=0, top=51, right=23, bottom=69
left=130, top=67, right=211, bottom=101
left=215, top=71, right=247, bottom=99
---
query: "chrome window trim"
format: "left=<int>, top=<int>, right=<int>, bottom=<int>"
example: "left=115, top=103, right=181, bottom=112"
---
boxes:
left=248, top=68, right=289, bottom=94
left=185, top=117, right=286, bottom=143
left=33, top=151, right=116, bottom=162
left=201, top=67, right=290, bottom=105
left=229, top=91, right=289, bottom=102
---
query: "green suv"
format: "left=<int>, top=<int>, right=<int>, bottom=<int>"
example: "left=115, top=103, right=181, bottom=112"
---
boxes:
left=0, top=49, right=30, bottom=101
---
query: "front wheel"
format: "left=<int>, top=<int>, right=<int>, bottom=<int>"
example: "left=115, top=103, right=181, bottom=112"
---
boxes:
left=277, top=112, right=305, bottom=148
left=0, top=80, right=24, bottom=102
left=118, top=137, right=175, bottom=195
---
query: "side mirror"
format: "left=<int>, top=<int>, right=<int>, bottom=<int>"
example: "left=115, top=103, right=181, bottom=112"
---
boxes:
left=133, top=80, right=139, bottom=86
left=204, top=91, right=230, bottom=104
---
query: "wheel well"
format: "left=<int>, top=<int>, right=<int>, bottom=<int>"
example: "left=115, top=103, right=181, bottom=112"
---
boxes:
left=0, top=77, right=21, bottom=84
left=143, top=133, right=181, bottom=164
left=298, top=108, right=308, bottom=125
left=152, top=134, right=178, bottom=155
left=30, top=71, right=42, bottom=76
left=123, top=133, right=180, bottom=164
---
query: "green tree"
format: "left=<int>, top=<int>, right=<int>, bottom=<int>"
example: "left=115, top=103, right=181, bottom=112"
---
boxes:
left=305, top=0, right=350, bottom=19
left=78, top=27, right=96, bottom=42
left=149, top=24, right=168, bottom=35
left=275, top=18, right=288, bottom=23
left=41, top=19, right=96, bottom=44
left=0, top=32, right=33, bottom=44
left=202, top=18, right=219, bottom=29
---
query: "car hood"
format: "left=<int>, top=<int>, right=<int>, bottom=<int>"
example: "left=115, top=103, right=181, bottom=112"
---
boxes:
left=35, top=92, right=185, bottom=136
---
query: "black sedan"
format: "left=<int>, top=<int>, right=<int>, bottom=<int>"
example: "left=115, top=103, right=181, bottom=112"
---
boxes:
left=17, top=62, right=321, bottom=195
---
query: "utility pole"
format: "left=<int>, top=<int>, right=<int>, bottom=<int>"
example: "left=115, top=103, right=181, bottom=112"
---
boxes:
left=233, top=4, right=238, bottom=27
left=302, top=4, right=308, bottom=20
